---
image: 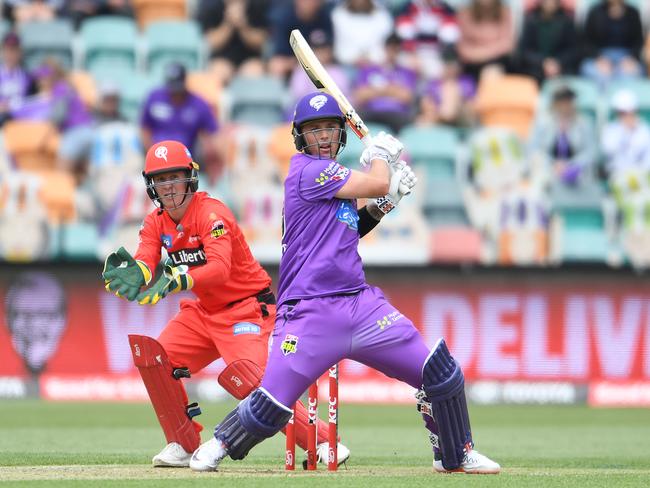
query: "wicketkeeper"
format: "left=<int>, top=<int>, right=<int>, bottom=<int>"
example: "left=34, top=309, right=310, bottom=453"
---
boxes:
left=102, top=140, right=349, bottom=467
left=190, top=92, right=500, bottom=474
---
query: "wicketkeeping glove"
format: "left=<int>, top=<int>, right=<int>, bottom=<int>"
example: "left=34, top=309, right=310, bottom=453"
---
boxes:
left=368, top=161, right=418, bottom=215
left=359, top=131, right=404, bottom=167
left=102, top=247, right=152, bottom=301
left=136, top=259, right=194, bottom=305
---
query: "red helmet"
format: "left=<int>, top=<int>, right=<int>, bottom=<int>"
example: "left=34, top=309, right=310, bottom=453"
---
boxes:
left=143, top=140, right=200, bottom=208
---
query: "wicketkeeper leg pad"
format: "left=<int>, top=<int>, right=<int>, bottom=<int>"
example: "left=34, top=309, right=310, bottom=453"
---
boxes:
left=422, top=339, right=473, bottom=470
left=218, top=359, right=263, bottom=400
left=129, top=334, right=202, bottom=454
left=215, top=387, right=292, bottom=460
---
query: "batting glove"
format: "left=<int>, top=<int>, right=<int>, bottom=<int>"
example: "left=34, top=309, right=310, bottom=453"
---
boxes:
left=102, top=247, right=151, bottom=301
left=368, top=161, right=418, bottom=215
left=360, top=131, right=404, bottom=167
left=136, top=259, right=194, bottom=305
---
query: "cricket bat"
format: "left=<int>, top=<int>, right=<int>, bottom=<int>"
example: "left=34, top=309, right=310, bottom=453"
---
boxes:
left=289, top=29, right=410, bottom=195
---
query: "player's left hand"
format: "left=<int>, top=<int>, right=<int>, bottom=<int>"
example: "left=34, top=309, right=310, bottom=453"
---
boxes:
left=136, top=260, right=194, bottom=305
left=360, top=131, right=404, bottom=167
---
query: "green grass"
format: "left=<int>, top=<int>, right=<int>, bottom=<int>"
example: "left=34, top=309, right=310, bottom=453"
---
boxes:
left=2, top=401, right=649, bottom=486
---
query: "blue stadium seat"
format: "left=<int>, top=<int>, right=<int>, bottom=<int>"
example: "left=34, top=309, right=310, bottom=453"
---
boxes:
left=60, top=222, right=99, bottom=259
left=80, top=16, right=138, bottom=74
left=226, top=75, right=290, bottom=126
left=605, top=79, right=650, bottom=125
left=144, top=20, right=204, bottom=79
left=399, top=125, right=460, bottom=179
left=18, top=19, right=74, bottom=70
left=540, top=76, right=600, bottom=124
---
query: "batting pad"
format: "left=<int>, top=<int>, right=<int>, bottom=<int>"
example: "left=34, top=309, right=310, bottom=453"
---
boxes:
left=129, top=334, right=201, bottom=453
left=422, top=339, right=473, bottom=470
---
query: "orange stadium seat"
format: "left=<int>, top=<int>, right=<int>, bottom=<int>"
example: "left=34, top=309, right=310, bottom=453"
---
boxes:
left=133, top=0, right=186, bottom=29
left=430, top=226, right=482, bottom=263
left=3, top=121, right=60, bottom=171
left=267, top=123, right=295, bottom=178
left=69, top=70, right=98, bottom=109
left=33, top=169, right=76, bottom=223
left=474, top=74, right=539, bottom=139
left=186, top=71, right=222, bottom=116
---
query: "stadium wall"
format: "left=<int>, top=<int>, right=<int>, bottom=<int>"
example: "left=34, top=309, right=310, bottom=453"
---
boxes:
left=0, top=264, right=648, bottom=407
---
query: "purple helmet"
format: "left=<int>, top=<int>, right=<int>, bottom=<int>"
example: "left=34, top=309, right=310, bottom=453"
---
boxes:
left=292, top=91, right=347, bottom=155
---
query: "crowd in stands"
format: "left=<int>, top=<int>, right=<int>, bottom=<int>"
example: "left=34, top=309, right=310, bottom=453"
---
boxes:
left=1, top=0, right=650, bottom=269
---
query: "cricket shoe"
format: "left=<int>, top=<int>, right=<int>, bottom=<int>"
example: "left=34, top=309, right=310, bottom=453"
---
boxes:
left=152, top=442, right=192, bottom=467
left=433, top=449, right=500, bottom=474
left=302, top=442, right=350, bottom=469
left=190, top=437, right=228, bottom=472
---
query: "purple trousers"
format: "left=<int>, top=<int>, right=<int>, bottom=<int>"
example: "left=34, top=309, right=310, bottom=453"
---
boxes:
left=260, top=286, right=431, bottom=406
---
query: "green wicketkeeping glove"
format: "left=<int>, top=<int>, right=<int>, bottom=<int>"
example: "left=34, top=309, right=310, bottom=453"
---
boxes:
left=102, top=247, right=152, bottom=301
left=136, top=259, right=194, bottom=305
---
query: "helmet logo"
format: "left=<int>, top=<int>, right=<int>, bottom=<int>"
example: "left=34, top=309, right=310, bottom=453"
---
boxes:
left=309, top=94, right=328, bottom=111
left=154, top=146, right=168, bottom=162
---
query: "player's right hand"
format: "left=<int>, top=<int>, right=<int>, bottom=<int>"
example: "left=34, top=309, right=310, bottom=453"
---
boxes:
left=360, top=131, right=404, bottom=167
left=102, top=247, right=148, bottom=301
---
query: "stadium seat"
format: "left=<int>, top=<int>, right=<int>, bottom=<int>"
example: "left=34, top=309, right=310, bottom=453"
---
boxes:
left=79, top=16, right=138, bottom=74
left=69, top=70, right=98, bottom=109
left=119, top=73, right=157, bottom=122
left=559, top=227, right=609, bottom=262
left=604, top=79, right=650, bottom=125
left=18, top=19, right=74, bottom=70
left=3, top=121, right=59, bottom=171
left=399, top=125, right=460, bottom=179
left=475, top=74, right=539, bottom=139
left=422, top=177, right=469, bottom=227
left=33, top=169, right=76, bottom=223
left=144, top=20, right=203, bottom=77
left=430, top=226, right=482, bottom=263
left=540, top=76, right=600, bottom=124
left=225, top=75, right=289, bottom=127
left=0, top=18, right=9, bottom=40
left=186, top=71, right=222, bottom=116
left=60, top=222, right=98, bottom=259
left=267, top=123, right=295, bottom=177
left=133, top=0, right=187, bottom=29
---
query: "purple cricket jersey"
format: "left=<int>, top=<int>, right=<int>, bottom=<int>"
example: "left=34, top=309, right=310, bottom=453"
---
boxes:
left=277, top=152, right=367, bottom=305
left=0, top=65, right=31, bottom=109
left=140, top=87, right=218, bottom=152
left=355, top=64, right=418, bottom=113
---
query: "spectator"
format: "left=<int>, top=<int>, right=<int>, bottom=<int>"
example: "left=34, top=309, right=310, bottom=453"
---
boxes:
left=580, top=0, right=643, bottom=88
left=0, top=32, right=34, bottom=126
left=3, top=0, right=62, bottom=24
left=528, top=86, right=598, bottom=188
left=601, top=90, right=650, bottom=177
left=12, top=58, right=94, bottom=178
left=61, top=0, right=134, bottom=30
left=196, top=0, right=270, bottom=85
left=517, top=0, right=578, bottom=84
left=288, top=30, right=349, bottom=105
left=331, top=0, right=393, bottom=67
left=140, top=62, right=220, bottom=180
left=456, top=0, right=515, bottom=82
left=394, top=0, right=459, bottom=80
left=417, top=46, right=476, bottom=127
left=352, top=33, right=417, bottom=134
left=268, top=0, right=334, bottom=79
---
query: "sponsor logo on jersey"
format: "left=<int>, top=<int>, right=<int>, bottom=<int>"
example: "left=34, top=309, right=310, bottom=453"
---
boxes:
left=210, top=220, right=226, bottom=238
left=336, top=201, right=358, bottom=231
left=281, top=334, right=299, bottom=356
left=188, top=234, right=200, bottom=243
left=331, top=165, right=349, bottom=182
left=315, top=171, right=329, bottom=186
left=376, top=310, right=404, bottom=330
left=161, top=234, right=172, bottom=249
left=168, top=246, right=206, bottom=267
left=233, top=323, right=261, bottom=335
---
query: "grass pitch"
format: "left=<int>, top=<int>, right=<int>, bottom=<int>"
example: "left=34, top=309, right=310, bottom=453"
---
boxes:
left=2, top=400, right=649, bottom=486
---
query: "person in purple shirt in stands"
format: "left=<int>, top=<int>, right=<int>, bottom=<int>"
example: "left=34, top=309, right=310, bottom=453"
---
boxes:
left=352, top=33, right=417, bottom=134
left=189, top=91, right=501, bottom=475
left=140, top=62, right=219, bottom=172
left=0, top=32, right=34, bottom=125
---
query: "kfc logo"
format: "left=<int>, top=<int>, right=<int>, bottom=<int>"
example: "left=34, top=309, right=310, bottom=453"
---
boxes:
left=154, top=146, right=168, bottom=162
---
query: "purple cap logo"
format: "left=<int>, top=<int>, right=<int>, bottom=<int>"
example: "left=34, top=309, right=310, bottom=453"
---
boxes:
left=309, top=94, right=328, bottom=111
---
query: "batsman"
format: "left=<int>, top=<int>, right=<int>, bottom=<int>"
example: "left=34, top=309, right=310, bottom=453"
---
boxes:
left=190, top=92, right=500, bottom=474
left=102, top=140, right=349, bottom=467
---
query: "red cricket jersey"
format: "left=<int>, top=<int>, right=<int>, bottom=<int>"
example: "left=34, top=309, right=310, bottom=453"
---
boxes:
left=135, top=192, right=271, bottom=313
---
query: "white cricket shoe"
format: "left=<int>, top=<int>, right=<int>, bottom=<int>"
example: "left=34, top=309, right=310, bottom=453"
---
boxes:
left=152, top=442, right=192, bottom=468
left=433, top=449, right=500, bottom=474
left=190, top=437, right=228, bottom=472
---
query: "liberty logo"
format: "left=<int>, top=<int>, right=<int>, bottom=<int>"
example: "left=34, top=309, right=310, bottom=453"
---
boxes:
left=309, top=94, right=327, bottom=111
left=281, top=334, right=299, bottom=356
left=154, top=145, right=168, bottom=161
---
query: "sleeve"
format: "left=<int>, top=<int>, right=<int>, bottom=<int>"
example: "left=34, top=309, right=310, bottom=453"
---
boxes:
left=134, top=213, right=162, bottom=282
left=184, top=205, right=233, bottom=287
left=299, top=159, right=351, bottom=201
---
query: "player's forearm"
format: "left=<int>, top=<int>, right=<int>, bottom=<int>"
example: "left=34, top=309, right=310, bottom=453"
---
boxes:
left=358, top=205, right=383, bottom=238
left=185, top=258, right=231, bottom=289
